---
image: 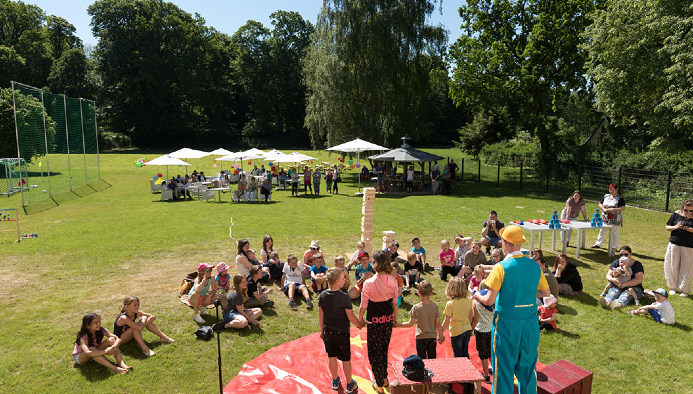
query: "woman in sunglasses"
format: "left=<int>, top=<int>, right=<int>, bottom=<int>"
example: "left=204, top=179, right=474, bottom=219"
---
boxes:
left=598, top=246, right=644, bottom=309
left=664, top=199, right=693, bottom=298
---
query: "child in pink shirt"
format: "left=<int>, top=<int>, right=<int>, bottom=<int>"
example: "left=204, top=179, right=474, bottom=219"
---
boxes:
left=439, top=239, right=456, bottom=281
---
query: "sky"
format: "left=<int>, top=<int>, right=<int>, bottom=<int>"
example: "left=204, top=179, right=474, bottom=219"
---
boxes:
left=25, top=0, right=464, bottom=49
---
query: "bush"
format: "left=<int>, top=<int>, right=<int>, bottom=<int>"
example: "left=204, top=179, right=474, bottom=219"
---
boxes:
left=99, top=131, right=131, bottom=151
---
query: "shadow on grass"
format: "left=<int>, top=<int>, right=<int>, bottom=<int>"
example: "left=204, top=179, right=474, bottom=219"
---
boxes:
left=76, top=359, right=127, bottom=381
left=670, top=322, right=692, bottom=332
left=549, top=328, right=580, bottom=339
left=569, top=293, right=599, bottom=307
left=556, top=304, right=578, bottom=316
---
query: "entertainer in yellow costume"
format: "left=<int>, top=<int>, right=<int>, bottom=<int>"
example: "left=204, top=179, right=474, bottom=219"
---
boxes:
left=473, top=225, right=550, bottom=394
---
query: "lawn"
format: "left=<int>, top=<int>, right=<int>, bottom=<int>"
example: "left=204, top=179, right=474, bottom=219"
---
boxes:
left=0, top=148, right=686, bottom=393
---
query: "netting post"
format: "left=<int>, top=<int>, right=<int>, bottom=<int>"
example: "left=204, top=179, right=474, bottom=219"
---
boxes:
left=91, top=101, right=101, bottom=180
left=63, top=95, right=72, bottom=191
left=11, top=82, right=25, bottom=208
left=520, top=161, right=523, bottom=189
left=40, top=89, right=52, bottom=198
left=80, top=99, right=88, bottom=184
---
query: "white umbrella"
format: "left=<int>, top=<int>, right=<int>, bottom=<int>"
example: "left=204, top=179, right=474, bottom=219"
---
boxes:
left=217, top=152, right=264, bottom=172
left=209, top=148, right=233, bottom=171
left=263, top=151, right=293, bottom=162
left=326, top=138, right=388, bottom=192
left=241, top=148, right=266, bottom=156
left=146, top=154, right=191, bottom=179
left=287, top=152, right=317, bottom=162
left=169, top=147, right=209, bottom=159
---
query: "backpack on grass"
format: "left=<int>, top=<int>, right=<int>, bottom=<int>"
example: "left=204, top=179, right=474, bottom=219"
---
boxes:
left=179, top=271, right=198, bottom=295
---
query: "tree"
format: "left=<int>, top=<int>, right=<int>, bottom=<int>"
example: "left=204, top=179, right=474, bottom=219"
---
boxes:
left=88, top=0, right=212, bottom=147
left=449, top=0, right=599, bottom=153
left=0, top=88, right=56, bottom=161
left=583, top=0, right=693, bottom=149
left=48, top=48, right=99, bottom=99
left=46, top=16, right=83, bottom=60
left=303, top=0, right=447, bottom=148
left=0, top=0, right=53, bottom=88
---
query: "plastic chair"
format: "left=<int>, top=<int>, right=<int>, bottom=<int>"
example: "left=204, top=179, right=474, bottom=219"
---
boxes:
left=150, top=179, right=162, bottom=193
left=160, top=189, right=173, bottom=201
left=245, top=190, right=257, bottom=202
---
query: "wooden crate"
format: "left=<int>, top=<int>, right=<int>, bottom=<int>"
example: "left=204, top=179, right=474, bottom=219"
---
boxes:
left=537, top=359, right=593, bottom=394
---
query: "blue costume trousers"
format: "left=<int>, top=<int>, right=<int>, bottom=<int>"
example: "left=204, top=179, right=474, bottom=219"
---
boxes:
left=491, top=314, right=539, bottom=394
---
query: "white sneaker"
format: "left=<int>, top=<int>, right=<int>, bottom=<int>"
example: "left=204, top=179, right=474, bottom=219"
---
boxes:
left=598, top=297, right=610, bottom=308
left=634, top=300, right=640, bottom=306
left=610, top=300, right=622, bottom=309
left=193, top=314, right=205, bottom=323
left=200, top=308, right=208, bottom=315
left=670, top=290, right=677, bottom=296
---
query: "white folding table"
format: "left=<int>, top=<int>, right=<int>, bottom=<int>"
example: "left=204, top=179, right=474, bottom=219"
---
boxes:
left=515, top=222, right=568, bottom=255
left=562, top=220, right=614, bottom=259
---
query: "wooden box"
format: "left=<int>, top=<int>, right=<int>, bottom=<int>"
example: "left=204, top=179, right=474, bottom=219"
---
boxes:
left=537, top=359, right=593, bottom=394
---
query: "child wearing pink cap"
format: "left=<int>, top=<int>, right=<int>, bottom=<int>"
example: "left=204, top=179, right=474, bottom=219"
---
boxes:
left=190, top=263, right=218, bottom=323
left=214, top=263, right=232, bottom=309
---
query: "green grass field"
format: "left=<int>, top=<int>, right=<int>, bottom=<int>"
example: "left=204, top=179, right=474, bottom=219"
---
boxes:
left=0, top=148, right=687, bottom=393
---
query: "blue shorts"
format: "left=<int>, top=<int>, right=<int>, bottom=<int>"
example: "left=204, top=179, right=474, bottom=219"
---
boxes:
left=283, top=282, right=305, bottom=296
left=222, top=309, right=251, bottom=325
left=485, top=236, right=501, bottom=247
left=648, top=309, right=663, bottom=323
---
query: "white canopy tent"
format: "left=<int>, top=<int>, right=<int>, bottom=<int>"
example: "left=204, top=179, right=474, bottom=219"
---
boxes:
left=326, top=138, right=388, bottom=192
left=146, top=154, right=191, bottom=179
left=216, top=152, right=264, bottom=173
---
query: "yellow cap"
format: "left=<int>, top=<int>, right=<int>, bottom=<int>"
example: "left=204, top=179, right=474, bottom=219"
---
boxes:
left=499, top=225, right=526, bottom=245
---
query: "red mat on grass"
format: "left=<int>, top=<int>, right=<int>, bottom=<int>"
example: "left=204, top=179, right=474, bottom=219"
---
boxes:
left=225, top=326, right=546, bottom=393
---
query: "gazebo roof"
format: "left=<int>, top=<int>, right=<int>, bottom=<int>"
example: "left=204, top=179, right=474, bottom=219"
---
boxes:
left=367, top=134, right=444, bottom=162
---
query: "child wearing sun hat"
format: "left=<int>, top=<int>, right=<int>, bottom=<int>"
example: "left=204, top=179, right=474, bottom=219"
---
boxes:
left=628, top=288, right=675, bottom=324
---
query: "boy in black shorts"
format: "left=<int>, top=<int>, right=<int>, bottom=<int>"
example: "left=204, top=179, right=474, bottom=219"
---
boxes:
left=319, top=267, right=365, bottom=393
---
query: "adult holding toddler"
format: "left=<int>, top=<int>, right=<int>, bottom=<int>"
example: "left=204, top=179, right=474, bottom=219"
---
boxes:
left=663, top=199, right=693, bottom=297
left=473, top=225, right=550, bottom=394
left=236, top=239, right=270, bottom=281
left=598, top=246, right=644, bottom=309
left=260, top=235, right=283, bottom=280
left=457, top=241, right=488, bottom=279
left=591, top=183, right=625, bottom=254
left=552, top=254, right=583, bottom=296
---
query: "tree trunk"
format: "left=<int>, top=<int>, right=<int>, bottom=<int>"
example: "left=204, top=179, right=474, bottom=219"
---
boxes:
left=532, top=85, right=550, bottom=153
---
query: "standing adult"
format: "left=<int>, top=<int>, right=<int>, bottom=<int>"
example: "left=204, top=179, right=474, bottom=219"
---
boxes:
left=598, top=246, right=644, bottom=309
left=481, top=211, right=505, bottom=255
left=406, top=165, right=415, bottom=193
left=373, top=162, right=385, bottom=193
left=473, top=225, right=550, bottom=394
left=449, top=159, right=459, bottom=190
left=591, top=183, right=625, bottom=254
left=664, top=199, right=693, bottom=297
left=561, top=190, right=588, bottom=246
left=430, top=162, right=440, bottom=194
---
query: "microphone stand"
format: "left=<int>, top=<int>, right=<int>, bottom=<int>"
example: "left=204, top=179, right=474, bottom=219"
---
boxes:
left=214, top=298, right=223, bottom=394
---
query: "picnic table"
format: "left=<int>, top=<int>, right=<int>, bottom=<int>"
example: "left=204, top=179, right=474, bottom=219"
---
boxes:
left=515, top=221, right=568, bottom=255
left=207, top=187, right=232, bottom=203
left=562, top=220, right=614, bottom=259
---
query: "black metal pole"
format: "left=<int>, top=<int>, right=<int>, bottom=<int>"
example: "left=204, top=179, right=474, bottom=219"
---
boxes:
left=578, top=164, right=582, bottom=191
left=665, top=171, right=672, bottom=212
left=617, top=166, right=622, bottom=191
left=216, top=301, right=223, bottom=394
left=461, top=158, right=464, bottom=181
left=477, top=159, right=481, bottom=183
left=497, top=162, right=500, bottom=186
left=520, top=161, right=523, bottom=189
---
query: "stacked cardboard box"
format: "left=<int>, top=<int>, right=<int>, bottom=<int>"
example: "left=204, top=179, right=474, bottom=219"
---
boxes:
left=361, top=188, right=376, bottom=254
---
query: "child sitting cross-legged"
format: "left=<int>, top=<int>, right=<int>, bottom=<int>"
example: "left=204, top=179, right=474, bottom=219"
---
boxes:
left=395, top=280, right=445, bottom=359
left=281, top=253, right=314, bottom=310
left=538, top=295, right=558, bottom=331
left=628, top=288, right=675, bottom=324
left=245, top=265, right=275, bottom=308
left=404, top=251, right=424, bottom=290
left=319, top=267, right=365, bottom=393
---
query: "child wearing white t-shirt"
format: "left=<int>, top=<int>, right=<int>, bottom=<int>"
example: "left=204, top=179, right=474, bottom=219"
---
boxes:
left=281, top=254, right=313, bottom=311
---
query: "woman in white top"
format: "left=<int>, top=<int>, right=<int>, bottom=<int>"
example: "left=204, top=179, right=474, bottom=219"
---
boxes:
left=406, top=165, right=414, bottom=193
left=591, top=183, right=626, bottom=254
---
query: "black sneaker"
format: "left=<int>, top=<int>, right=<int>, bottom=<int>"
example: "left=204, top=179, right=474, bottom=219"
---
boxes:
left=486, top=247, right=491, bottom=256
left=306, top=299, right=314, bottom=310
left=264, top=300, right=275, bottom=308
left=289, top=299, right=297, bottom=310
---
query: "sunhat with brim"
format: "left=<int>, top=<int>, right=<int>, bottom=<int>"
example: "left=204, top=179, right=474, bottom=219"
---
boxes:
left=197, top=263, right=214, bottom=272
